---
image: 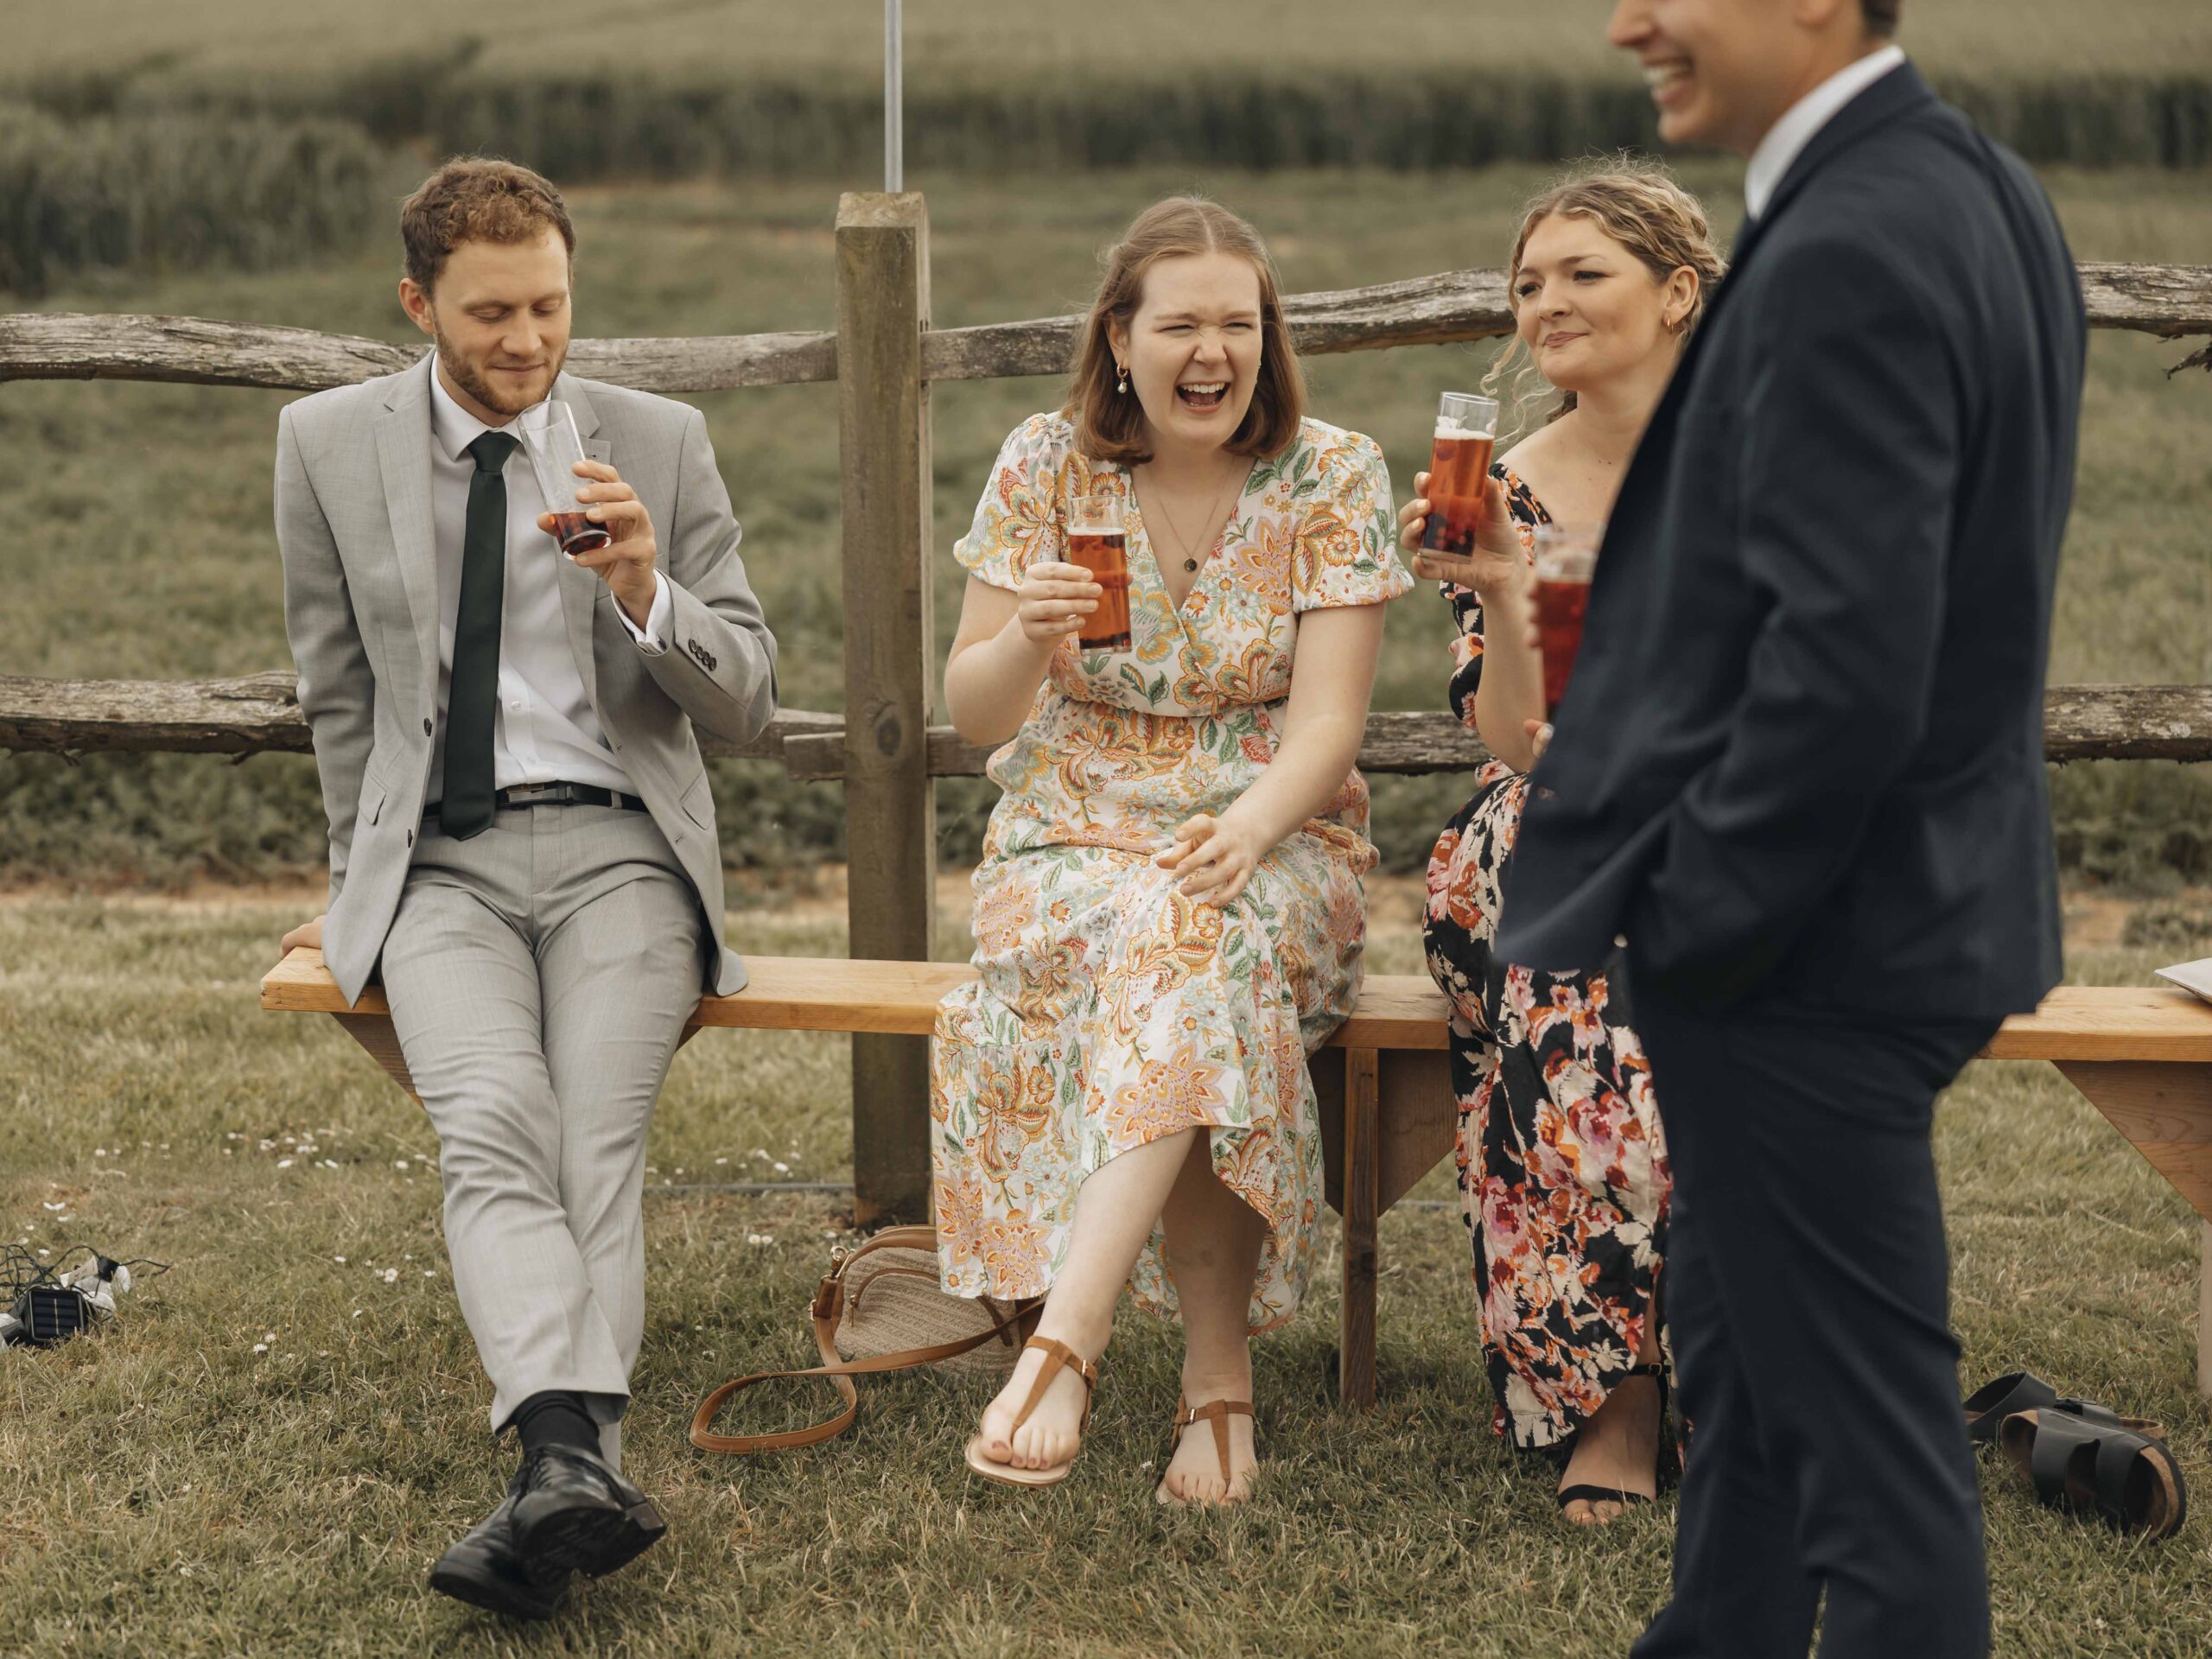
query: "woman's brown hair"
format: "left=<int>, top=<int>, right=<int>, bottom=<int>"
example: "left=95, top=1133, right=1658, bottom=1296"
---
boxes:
left=1066, top=196, right=1306, bottom=467
left=1481, top=159, right=1727, bottom=431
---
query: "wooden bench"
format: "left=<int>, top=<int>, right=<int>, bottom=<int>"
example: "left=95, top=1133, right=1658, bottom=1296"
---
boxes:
left=263, top=950, right=2212, bottom=1406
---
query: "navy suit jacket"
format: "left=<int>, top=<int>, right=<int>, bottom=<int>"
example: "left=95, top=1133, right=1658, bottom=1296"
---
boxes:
left=1494, top=64, right=2086, bottom=1020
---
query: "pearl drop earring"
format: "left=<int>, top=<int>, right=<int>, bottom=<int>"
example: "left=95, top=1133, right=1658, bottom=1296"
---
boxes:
left=1115, top=364, right=1129, bottom=395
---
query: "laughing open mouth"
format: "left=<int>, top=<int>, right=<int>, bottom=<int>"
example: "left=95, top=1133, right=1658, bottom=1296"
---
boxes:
left=1177, top=381, right=1229, bottom=411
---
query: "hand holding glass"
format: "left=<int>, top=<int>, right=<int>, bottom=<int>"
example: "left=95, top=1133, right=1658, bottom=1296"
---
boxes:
left=1067, top=493, right=1132, bottom=652
left=520, top=400, right=611, bottom=556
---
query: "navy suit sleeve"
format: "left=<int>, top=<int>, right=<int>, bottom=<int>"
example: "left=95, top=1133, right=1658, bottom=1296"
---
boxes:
left=1631, top=238, right=1962, bottom=1004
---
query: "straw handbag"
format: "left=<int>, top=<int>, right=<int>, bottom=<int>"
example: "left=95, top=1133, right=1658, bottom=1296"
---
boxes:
left=690, top=1225, right=1041, bottom=1454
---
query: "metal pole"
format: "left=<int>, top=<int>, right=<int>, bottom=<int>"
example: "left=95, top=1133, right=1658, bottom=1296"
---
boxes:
left=884, top=0, right=904, bottom=192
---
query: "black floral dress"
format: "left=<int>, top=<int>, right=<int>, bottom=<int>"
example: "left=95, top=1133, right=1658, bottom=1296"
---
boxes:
left=1420, top=466, right=1672, bottom=1450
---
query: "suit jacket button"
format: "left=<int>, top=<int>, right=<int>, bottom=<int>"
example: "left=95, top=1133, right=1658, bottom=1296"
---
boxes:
left=423, top=718, right=433, bottom=735
left=406, top=830, right=415, bottom=847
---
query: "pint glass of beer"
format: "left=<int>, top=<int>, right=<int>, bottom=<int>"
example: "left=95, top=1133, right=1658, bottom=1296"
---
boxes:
left=1421, top=391, right=1501, bottom=556
left=1067, top=492, right=1133, bottom=652
left=1532, top=523, right=1600, bottom=713
left=520, top=399, right=612, bottom=556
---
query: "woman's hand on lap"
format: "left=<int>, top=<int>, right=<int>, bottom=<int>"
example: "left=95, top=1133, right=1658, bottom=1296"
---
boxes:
left=1157, top=813, right=1262, bottom=907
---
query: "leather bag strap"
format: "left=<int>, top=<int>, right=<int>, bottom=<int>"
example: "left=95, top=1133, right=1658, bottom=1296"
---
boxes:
left=689, top=1233, right=1035, bottom=1456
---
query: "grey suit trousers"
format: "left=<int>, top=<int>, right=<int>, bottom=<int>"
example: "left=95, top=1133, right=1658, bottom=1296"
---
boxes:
left=379, top=801, right=703, bottom=1465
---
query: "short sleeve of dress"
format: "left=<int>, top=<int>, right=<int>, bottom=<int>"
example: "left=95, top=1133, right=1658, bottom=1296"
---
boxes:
left=954, top=413, right=1071, bottom=593
left=1292, top=429, right=1414, bottom=613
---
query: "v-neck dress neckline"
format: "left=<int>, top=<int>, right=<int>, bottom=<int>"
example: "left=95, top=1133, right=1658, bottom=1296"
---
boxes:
left=1119, top=458, right=1260, bottom=626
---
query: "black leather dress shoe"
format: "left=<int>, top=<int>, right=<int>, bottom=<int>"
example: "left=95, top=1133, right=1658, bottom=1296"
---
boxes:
left=508, top=1445, right=668, bottom=1579
left=429, top=1478, right=571, bottom=1621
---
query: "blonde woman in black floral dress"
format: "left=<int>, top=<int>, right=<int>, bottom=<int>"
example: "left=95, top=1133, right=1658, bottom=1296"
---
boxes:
left=1399, top=167, right=1725, bottom=1526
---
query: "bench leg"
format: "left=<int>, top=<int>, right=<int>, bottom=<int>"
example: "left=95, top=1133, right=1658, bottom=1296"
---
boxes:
left=1339, top=1046, right=1379, bottom=1411
left=2052, top=1060, right=2212, bottom=1399
left=2202, top=1221, right=2211, bottom=1399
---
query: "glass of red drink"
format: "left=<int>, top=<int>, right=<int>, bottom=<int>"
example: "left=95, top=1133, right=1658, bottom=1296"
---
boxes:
left=1532, top=524, right=1600, bottom=713
left=519, top=398, right=612, bottom=556
left=1421, top=391, right=1501, bottom=556
left=1067, top=492, right=1133, bottom=652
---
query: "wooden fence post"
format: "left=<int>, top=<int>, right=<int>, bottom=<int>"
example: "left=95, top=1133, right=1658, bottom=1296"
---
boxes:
left=836, top=191, right=937, bottom=1227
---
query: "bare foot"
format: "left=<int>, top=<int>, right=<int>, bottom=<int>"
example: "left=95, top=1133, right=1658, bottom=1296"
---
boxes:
left=1559, top=1370, right=1662, bottom=1526
left=973, top=1342, right=1093, bottom=1474
left=1156, top=1396, right=1258, bottom=1507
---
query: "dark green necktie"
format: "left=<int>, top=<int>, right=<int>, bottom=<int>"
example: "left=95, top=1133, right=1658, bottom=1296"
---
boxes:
left=439, top=429, right=519, bottom=840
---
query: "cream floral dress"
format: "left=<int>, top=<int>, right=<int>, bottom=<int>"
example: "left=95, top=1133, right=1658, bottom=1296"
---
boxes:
left=932, top=411, right=1410, bottom=1333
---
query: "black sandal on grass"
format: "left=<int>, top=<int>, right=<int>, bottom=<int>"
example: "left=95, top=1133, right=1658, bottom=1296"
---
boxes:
left=1556, top=1363, right=1665, bottom=1521
left=1963, top=1370, right=2164, bottom=1445
left=1999, top=1409, right=2188, bottom=1541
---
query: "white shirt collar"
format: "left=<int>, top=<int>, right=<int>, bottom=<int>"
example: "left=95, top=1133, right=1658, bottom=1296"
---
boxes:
left=1744, top=44, right=1907, bottom=219
left=425, top=353, right=542, bottom=463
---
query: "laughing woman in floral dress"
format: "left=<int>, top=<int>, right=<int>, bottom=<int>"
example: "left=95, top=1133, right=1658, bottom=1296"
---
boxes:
left=1401, top=167, right=1724, bottom=1525
left=932, top=196, right=1408, bottom=1506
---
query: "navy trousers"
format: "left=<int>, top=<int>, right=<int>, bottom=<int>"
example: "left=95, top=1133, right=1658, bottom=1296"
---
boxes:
left=1628, top=984, right=1999, bottom=1659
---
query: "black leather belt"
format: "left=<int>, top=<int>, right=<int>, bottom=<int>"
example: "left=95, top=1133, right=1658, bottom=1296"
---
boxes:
left=425, top=782, right=648, bottom=820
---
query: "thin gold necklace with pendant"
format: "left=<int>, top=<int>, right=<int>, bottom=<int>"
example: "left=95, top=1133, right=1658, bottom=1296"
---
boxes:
left=1143, top=461, right=1243, bottom=575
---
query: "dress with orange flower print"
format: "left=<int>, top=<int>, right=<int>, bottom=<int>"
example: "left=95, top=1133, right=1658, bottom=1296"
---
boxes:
left=933, top=411, right=1410, bottom=1333
left=1421, top=465, right=1672, bottom=1450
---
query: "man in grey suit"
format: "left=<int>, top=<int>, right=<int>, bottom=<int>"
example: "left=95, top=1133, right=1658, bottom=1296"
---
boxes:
left=273, top=157, right=778, bottom=1619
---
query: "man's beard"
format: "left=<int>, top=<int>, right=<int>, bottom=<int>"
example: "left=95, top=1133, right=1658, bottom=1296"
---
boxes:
left=434, top=326, right=564, bottom=420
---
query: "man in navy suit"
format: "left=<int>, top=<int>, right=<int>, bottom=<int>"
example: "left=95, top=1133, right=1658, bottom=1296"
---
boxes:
left=1497, top=3, right=2086, bottom=1653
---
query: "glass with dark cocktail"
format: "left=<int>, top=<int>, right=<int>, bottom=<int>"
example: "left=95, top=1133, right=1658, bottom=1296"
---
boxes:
left=519, top=399, right=613, bottom=556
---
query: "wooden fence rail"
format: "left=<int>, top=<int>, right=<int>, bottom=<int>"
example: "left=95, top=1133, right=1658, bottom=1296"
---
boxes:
left=3, top=261, right=2207, bottom=394
left=7, top=674, right=2208, bottom=773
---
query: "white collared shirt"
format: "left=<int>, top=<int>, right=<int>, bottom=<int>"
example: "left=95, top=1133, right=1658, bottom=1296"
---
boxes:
left=1744, top=43, right=1908, bottom=219
left=424, top=358, right=671, bottom=803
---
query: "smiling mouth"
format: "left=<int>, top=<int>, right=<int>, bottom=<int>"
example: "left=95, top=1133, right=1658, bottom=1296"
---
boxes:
left=1643, top=60, right=1693, bottom=104
left=1543, top=333, right=1585, bottom=349
left=1176, top=381, right=1229, bottom=411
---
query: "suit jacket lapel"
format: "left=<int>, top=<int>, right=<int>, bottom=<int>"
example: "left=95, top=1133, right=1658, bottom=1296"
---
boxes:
left=1601, top=63, right=1940, bottom=571
left=372, top=359, right=442, bottom=710
left=552, top=372, right=606, bottom=712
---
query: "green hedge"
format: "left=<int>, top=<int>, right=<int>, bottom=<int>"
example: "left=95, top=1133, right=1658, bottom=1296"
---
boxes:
left=0, top=104, right=405, bottom=296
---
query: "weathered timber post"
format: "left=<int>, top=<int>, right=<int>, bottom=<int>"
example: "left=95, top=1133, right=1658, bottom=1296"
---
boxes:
left=836, top=192, right=937, bottom=1227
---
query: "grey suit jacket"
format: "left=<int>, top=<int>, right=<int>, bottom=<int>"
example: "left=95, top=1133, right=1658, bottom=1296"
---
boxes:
left=275, top=359, right=779, bottom=1007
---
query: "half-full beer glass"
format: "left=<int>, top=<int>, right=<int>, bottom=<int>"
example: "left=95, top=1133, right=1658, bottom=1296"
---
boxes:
left=1068, top=493, right=1132, bottom=652
left=1532, top=523, right=1600, bottom=713
left=520, top=399, right=611, bottom=556
left=1421, top=391, right=1500, bottom=556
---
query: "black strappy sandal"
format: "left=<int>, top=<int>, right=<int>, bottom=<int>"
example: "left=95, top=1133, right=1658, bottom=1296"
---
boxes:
left=1963, top=1370, right=2164, bottom=1445
left=1999, top=1409, right=2188, bottom=1541
left=1556, top=1362, right=1666, bottom=1520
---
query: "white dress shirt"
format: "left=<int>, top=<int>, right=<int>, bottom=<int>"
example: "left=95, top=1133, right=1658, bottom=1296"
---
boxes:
left=1744, top=43, right=1908, bottom=219
left=425, top=359, right=671, bottom=803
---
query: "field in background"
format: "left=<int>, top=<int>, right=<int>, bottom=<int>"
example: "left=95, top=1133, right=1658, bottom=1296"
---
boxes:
left=1, top=898, right=2208, bottom=1656
left=17, top=0, right=2212, bottom=81
left=3, top=164, right=2209, bottom=887
left=7, top=1, right=2210, bottom=294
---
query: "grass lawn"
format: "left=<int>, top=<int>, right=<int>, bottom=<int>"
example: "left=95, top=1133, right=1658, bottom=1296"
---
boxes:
left=1, top=894, right=2209, bottom=1656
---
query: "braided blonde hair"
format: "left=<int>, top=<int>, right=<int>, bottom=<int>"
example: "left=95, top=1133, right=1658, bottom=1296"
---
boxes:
left=1481, top=159, right=1727, bottom=434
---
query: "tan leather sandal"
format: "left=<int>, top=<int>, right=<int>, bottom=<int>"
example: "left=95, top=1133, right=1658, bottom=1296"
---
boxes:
left=963, top=1335, right=1099, bottom=1489
left=1157, top=1396, right=1255, bottom=1506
